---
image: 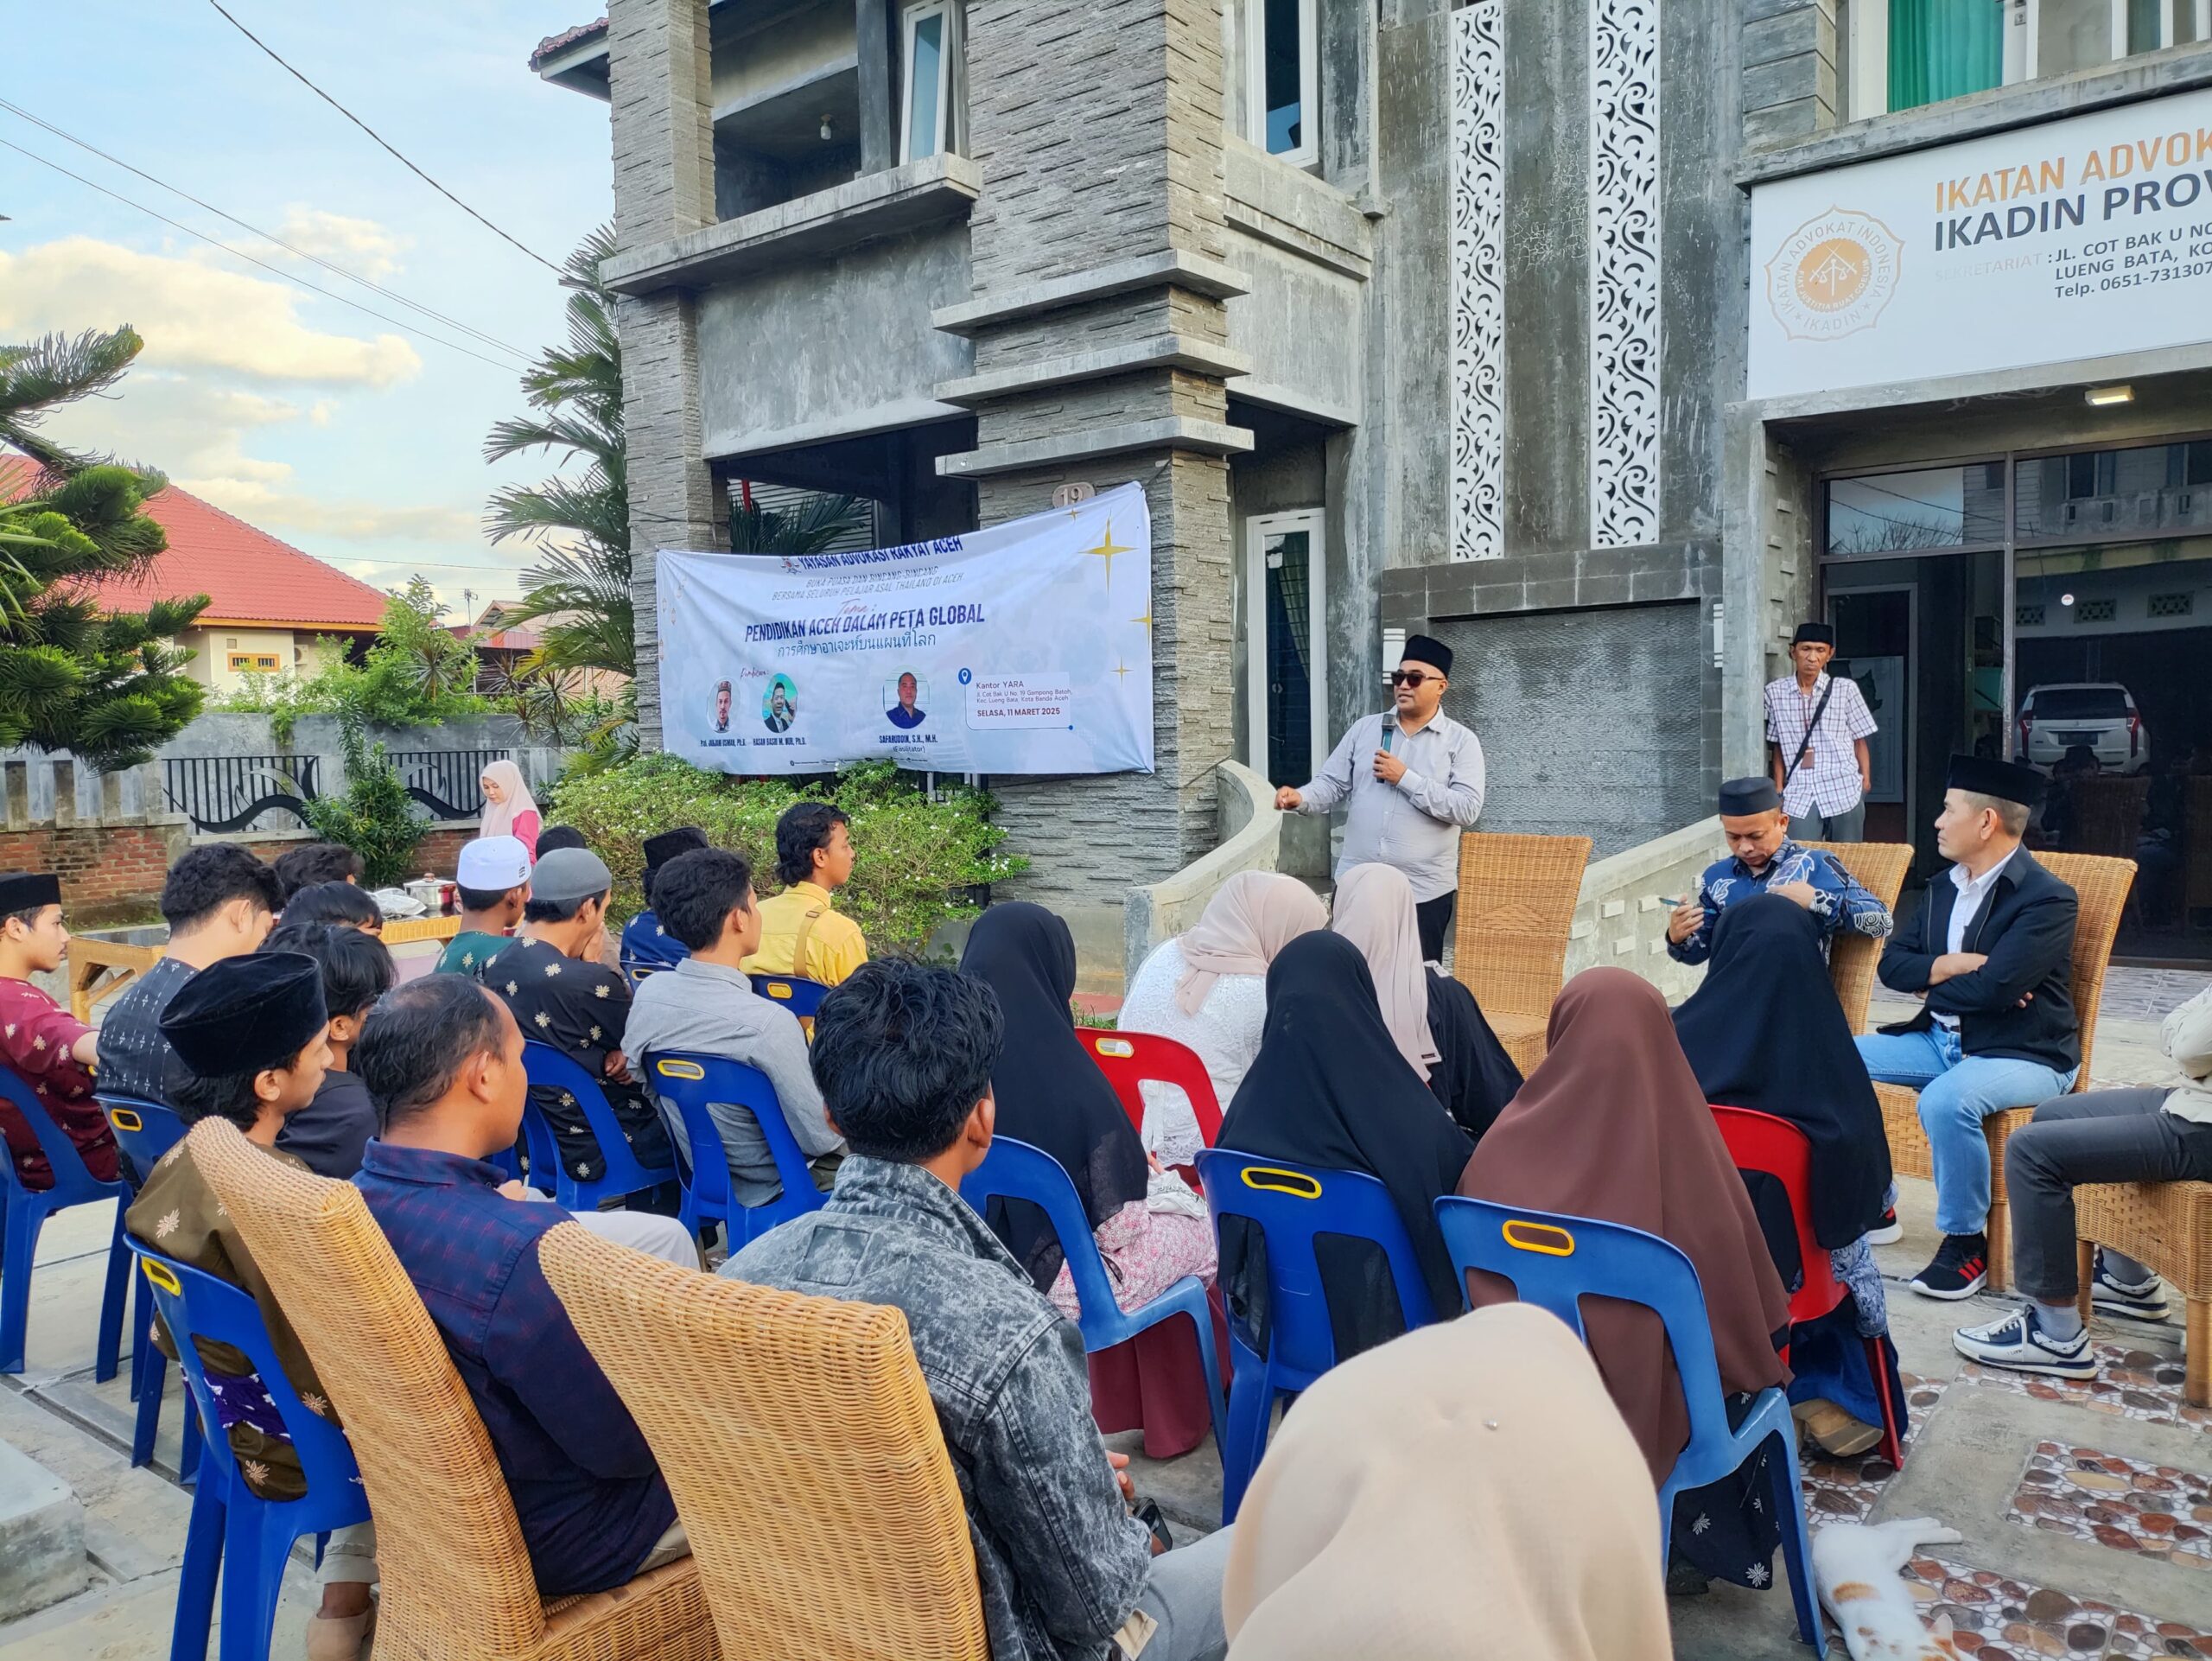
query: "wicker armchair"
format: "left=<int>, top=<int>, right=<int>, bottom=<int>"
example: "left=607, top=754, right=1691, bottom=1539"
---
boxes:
left=1802, top=841, right=1913, bottom=1034
left=2072, top=1183, right=2212, bottom=1407
left=1451, top=832, right=1594, bottom=1075
left=186, top=1121, right=715, bottom=1661
left=538, top=1224, right=988, bottom=1661
left=1876, top=851, right=2135, bottom=1293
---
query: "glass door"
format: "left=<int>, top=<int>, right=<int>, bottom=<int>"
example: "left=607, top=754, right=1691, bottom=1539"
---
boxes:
left=1244, top=511, right=1328, bottom=787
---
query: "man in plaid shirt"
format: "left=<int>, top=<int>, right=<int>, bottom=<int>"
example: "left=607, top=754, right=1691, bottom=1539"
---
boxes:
left=1765, top=622, right=1878, bottom=843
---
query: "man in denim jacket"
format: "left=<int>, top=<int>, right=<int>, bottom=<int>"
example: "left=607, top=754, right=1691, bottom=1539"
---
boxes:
left=725, top=960, right=1231, bottom=1661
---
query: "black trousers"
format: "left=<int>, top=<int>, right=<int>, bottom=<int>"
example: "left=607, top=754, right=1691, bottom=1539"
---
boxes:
left=1414, top=892, right=1457, bottom=962
left=2005, top=1088, right=2212, bottom=1301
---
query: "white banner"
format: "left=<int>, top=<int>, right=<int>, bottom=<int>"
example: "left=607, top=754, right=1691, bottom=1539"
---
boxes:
left=655, top=482, right=1154, bottom=776
left=1749, top=87, right=2212, bottom=402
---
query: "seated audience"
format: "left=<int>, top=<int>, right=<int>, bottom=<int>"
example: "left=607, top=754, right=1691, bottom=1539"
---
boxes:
left=623, top=847, right=844, bottom=1206
left=741, top=801, right=868, bottom=985
left=1221, top=1305, right=1669, bottom=1661
left=1856, top=755, right=2080, bottom=1301
left=1673, top=895, right=1902, bottom=1459
left=0, top=871, right=115, bottom=1189
left=1458, top=967, right=1790, bottom=1596
left=123, top=952, right=375, bottom=1659
left=478, top=760, right=542, bottom=859
left=478, top=847, right=676, bottom=1188
left=1330, top=862, right=1522, bottom=1141
left=264, top=920, right=397, bottom=1179
left=1667, top=775, right=1891, bottom=967
left=960, top=903, right=1215, bottom=1320
left=1955, top=981, right=2212, bottom=1378
left=726, top=960, right=1233, bottom=1661
left=436, top=835, right=530, bottom=976
left=1216, top=931, right=1473, bottom=1363
left=619, top=827, right=706, bottom=977
left=1117, top=871, right=1325, bottom=1165
left=99, top=843, right=283, bottom=1105
left=532, top=827, right=620, bottom=966
left=283, top=881, right=384, bottom=935
left=271, top=841, right=363, bottom=905
left=352, top=977, right=690, bottom=1598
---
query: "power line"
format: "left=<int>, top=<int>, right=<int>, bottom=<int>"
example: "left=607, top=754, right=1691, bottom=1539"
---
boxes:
left=0, top=137, right=528, bottom=373
left=202, top=0, right=567, bottom=277
left=0, top=99, right=531, bottom=363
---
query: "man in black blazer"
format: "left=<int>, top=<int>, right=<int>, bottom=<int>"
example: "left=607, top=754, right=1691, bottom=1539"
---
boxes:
left=1856, top=754, right=2081, bottom=1301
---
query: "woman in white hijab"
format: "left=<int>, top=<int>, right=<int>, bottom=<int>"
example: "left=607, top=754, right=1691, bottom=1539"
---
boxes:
left=1118, top=871, right=1327, bottom=1163
left=1223, top=1301, right=1671, bottom=1661
left=1331, top=862, right=1522, bottom=1140
left=476, top=759, right=542, bottom=859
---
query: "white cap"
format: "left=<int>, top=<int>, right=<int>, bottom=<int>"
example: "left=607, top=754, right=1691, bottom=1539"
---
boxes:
left=456, top=835, right=531, bottom=892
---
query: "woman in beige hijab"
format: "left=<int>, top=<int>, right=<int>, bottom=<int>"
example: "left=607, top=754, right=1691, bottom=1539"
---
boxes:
left=1223, top=1302, right=1670, bottom=1660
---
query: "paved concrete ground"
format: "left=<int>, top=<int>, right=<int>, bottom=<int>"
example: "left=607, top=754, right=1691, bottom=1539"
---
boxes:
left=3, top=966, right=2204, bottom=1658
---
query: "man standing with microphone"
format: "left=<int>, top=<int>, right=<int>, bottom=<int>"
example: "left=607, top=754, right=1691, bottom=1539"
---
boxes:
left=1275, top=634, right=1486, bottom=962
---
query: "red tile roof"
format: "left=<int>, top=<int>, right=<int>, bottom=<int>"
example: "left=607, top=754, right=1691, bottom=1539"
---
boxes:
left=530, top=17, right=607, bottom=67
left=0, top=456, right=389, bottom=631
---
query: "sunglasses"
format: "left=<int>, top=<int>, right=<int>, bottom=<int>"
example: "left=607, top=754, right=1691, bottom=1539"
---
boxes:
left=1389, top=670, right=1440, bottom=688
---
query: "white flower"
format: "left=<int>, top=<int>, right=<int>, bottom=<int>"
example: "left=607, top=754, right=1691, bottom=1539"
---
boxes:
left=3, top=1023, right=14, bottom=1038
left=1691, top=1514, right=1710, bottom=1536
left=594, top=984, right=610, bottom=999
left=589, top=1026, right=602, bottom=1042
left=461, top=952, right=476, bottom=970
left=31, top=1034, right=45, bottom=1051
left=155, top=1209, right=181, bottom=1240
left=160, top=1144, right=182, bottom=1168
left=1745, top=1563, right=1770, bottom=1588
left=534, top=1011, right=551, bottom=1029
left=505, top=981, right=519, bottom=996
left=544, top=963, right=562, bottom=977
left=301, top=1391, right=328, bottom=1417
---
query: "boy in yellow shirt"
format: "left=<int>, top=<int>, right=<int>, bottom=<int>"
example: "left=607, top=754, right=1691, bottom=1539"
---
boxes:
left=741, top=802, right=868, bottom=985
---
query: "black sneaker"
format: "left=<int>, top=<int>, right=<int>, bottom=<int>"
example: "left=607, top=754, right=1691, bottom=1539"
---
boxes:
left=2090, top=1255, right=2169, bottom=1321
left=1910, top=1232, right=1988, bottom=1300
left=1953, top=1305, right=2096, bottom=1378
left=1866, top=1208, right=1903, bottom=1246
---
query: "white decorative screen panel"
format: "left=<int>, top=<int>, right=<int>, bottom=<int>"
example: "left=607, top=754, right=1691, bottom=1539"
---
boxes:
left=1589, top=0, right=1661, bottom=550
left=1448, top=0, right=1504, bottom=562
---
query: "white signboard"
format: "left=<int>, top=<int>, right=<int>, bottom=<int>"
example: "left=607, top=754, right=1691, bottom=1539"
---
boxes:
left=655, top=482, right=1155, bottom=775
left=1749, top=87, right=2212, bottom=401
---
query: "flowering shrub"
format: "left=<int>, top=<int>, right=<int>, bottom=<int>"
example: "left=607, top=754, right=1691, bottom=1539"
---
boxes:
left=547, top=754, right=1026, bottom=951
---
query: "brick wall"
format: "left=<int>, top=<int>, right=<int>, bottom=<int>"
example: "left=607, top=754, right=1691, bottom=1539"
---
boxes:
left=0, top=820, right=189, bottom=912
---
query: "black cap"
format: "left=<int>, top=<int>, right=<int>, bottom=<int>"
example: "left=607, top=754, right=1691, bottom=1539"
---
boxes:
left=1401, top=634, right=1453, bottom=678
left=159, top=952, right=327, bottom=1078
left=1718, top=776, right=1783, bottom=816
left=642, top=826, right=709, bottom=883
left=0, top=872, right=61, bottom=914
left=1946, top=753, right=2048, bottom=811
left=1792, top=622, right=1836, bottom=647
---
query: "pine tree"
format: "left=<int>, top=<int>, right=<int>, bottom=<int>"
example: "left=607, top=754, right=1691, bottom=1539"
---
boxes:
left=0, top=328, right=209, bottom=767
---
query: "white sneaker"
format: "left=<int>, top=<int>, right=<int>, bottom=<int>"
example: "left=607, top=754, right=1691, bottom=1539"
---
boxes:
left=2090, top=1259, right=2168, bottom=1321
left=1866, top=1207, right=1902, bottom=1246
left=1953, top=1306, right=2096, bottom=1379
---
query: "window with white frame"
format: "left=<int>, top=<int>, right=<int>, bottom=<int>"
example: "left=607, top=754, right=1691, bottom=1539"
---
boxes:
left=1227, top=0, right=1318, bottom=166
left=899, top=0, right=960, bottom=162
left=1845, top=0, right=2209, bottom=120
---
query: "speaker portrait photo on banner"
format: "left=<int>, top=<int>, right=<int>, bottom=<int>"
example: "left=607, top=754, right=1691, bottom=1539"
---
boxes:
left=655, top=482, right=1157, bottom=777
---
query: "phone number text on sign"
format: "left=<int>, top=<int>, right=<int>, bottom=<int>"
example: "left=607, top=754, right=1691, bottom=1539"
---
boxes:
left=967, top=674, right=1075, bottom=729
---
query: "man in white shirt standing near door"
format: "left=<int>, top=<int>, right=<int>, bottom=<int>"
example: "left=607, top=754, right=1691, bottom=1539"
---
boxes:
left=1766, top=621, right=1878, bottom=843
left=1275, top=634, right=1485, bottom=963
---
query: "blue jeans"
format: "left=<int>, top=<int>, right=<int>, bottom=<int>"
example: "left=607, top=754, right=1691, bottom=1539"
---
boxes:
left=1853, top=1027, right=2076, bottom=1237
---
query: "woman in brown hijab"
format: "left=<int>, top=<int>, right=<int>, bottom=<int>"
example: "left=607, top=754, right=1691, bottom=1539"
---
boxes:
left=1456, top=966, right=1793, bottom=1595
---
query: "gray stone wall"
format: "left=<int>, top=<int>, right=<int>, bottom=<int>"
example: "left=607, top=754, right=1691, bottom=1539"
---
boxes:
left=1741, top=0, right=1837, bottom=150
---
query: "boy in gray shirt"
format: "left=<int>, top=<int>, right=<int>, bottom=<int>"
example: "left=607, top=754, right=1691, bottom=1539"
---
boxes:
left=622, top=847, right=842, bottom=1206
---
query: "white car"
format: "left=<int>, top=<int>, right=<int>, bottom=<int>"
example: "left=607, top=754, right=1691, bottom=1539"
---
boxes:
left=2017, top=683, right=2150, bottom=775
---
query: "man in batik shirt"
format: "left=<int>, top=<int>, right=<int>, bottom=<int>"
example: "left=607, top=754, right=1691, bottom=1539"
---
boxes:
left=0, top=871, right=115, bottom=1189
left=1667, top=777, right=1892, bottom=967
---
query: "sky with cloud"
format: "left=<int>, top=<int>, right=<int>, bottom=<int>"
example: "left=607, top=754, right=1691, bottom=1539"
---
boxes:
left=2, top=1, right=613, bottom=620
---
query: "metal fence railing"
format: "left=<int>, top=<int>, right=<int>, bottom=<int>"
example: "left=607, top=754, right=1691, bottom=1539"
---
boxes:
left=162, top=754, right=321, bottom=834
left=387, top=748, right=511, bottom=821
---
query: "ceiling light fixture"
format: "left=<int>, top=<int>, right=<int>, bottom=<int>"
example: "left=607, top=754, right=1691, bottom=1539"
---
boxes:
left=2084, top=384, right=2134, bottom=407
left=820, top=115, right=834, bottom=142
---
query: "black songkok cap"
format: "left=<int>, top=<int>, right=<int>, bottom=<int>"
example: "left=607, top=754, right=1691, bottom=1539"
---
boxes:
left=0, top=872, right=61, bottom=914
left=1717, top=776, right=1782, bottom=816
left=1946, top=753, right=2048, bottom=811
left=1792, top=622, right=1837, bottom=647
left=159, top=951, right=327, bottom=1078
left=1401, top=634, right=1454, bottom=678
left=642, top=826, right=709, bottom=883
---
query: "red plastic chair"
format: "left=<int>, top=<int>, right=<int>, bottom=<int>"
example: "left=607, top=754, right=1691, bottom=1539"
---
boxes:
left=1710, top=1104, right=1905, bottom=1471
left=1082, top=1031, right=1224, bottom=1170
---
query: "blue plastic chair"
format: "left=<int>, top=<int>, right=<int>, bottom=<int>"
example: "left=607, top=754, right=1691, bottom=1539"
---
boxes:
left=0, top=1069, right=130, bottom=1380
left=748, top=972, right=830, bottom=1019
left=136, top=1244, right=370, bottom=1661
left=518, top=1041, right=678, bottom=1211
left=1433, top=1194, right=1825, bottom=1655
left=1194, top=1149, right=1439, bottom=1521
left=642, top=1051, right=831, bottom=1247
left=963, top=1136, right=1225, bottom=1456
left=98, top=1094, right=206, bottom=1480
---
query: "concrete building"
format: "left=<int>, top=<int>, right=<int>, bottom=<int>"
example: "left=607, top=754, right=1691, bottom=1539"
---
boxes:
left=536, top=0, right=2212, bottom=960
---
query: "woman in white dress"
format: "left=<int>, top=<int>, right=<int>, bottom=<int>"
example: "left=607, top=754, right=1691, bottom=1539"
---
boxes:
left=1118, top=871, right=1327, bottom=1164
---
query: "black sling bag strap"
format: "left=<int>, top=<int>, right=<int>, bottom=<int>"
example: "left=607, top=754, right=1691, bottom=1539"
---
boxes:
left=1781, top=677, right=1838, bottom=792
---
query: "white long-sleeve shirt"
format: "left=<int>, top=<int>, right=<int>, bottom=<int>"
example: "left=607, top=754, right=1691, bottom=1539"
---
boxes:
left=1295, top=711, right=1486, bottom=902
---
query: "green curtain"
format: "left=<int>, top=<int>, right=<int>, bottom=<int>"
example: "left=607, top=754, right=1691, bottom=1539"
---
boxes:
left=1890, top=0, right=2004, bottom=111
